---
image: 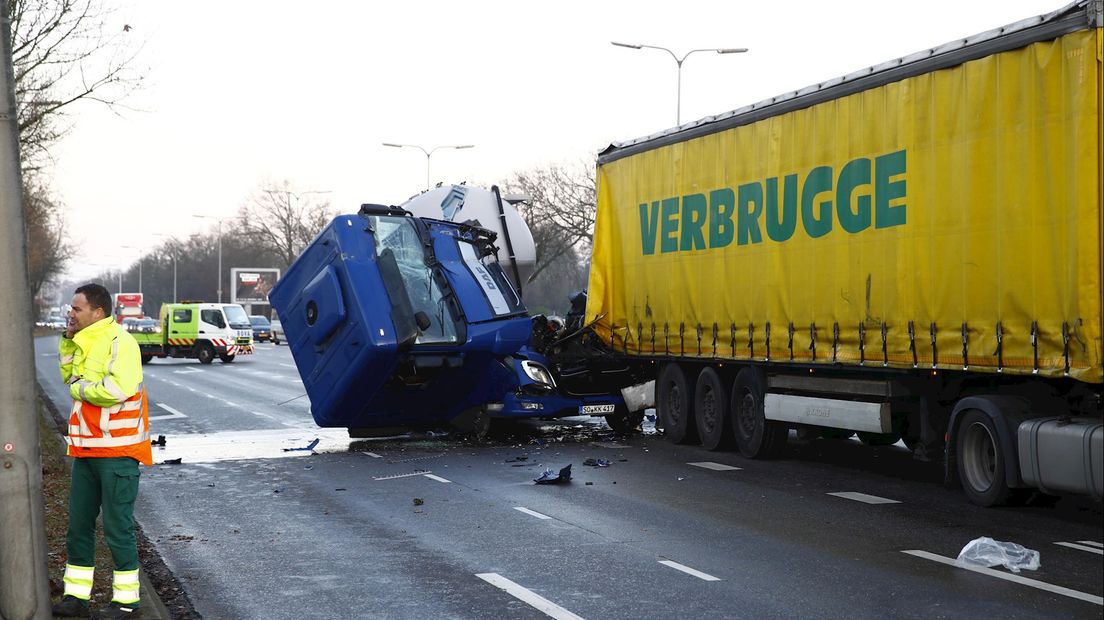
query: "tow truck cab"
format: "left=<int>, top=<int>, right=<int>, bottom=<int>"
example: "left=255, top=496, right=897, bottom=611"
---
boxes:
left=269, top=204, right=622, bottom=433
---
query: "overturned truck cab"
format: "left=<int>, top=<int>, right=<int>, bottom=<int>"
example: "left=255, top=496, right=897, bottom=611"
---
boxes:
left=269, top=200, right=624, bottom=436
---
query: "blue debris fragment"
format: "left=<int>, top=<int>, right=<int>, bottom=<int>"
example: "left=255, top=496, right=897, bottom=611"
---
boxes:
left=535, top=464, right=572, bottom=484
left=283, top=438, right=320, bottom=452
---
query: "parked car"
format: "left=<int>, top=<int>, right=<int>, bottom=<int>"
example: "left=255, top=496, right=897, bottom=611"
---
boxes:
left=249, top=315, right=272, bottom=342
left=270, top=314, right=283, bottom=345
left=46, top=315, right=67, bottom=330
left=122, top=317, right=160, bottom=334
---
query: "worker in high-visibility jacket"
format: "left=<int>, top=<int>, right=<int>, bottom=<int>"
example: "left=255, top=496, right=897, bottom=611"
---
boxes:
left=53, top=283, right=152, bottom=620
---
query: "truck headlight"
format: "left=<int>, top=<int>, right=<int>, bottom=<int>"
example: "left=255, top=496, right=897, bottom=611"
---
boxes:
left=521, top=360, right=556, bottom=388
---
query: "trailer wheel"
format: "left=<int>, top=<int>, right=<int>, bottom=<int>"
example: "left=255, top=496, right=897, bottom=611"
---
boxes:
left=956, top=409, right=1012, bottom=507
left=196, top=343, right=214, bottom=365
left=694, top=367, right=731, bottom=451
left=731, top=368, right=787, bottom=458
left=657, top=363, right=697, bottom=444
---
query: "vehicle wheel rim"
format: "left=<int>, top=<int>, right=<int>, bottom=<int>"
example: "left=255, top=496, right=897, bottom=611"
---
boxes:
left=737, top=390, right=757, bottom=440
left=667, top=383, right=682, bottom=427
left=962, top=421, right=996, bottom=492
left=700, top=387, right=716, bottom=434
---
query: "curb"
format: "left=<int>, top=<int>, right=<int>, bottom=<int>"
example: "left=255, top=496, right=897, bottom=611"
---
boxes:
left=37, top=382, right=172, bottom=620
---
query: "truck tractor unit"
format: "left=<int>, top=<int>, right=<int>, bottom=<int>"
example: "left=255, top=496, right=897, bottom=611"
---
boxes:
left=113, top=293, right=144, bottom=323
left=133, top=302, right=255, bottom=364
left=269, top=191, right=624, bottom=437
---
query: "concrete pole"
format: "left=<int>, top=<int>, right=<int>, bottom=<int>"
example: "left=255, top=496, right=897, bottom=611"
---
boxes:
left=0, top=4, right=53, bottom=618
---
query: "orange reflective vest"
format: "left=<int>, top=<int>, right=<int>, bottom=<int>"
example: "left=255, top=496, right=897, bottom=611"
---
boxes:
left=66, top=387, right=152, bottom=465
left=60, top=317, right=153, bottom=465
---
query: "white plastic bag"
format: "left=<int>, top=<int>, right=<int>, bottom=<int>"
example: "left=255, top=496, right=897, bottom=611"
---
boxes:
left=956, top=537, right=1040, bottom=573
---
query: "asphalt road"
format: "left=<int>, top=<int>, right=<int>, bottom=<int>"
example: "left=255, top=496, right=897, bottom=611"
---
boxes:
left=34, top=335, right=1103, bottom=619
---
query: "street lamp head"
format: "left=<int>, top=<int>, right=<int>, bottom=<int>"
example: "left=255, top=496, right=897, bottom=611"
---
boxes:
left=611, top=41, right=642, bottom=49
left=717, top=48, right=749, bottom=54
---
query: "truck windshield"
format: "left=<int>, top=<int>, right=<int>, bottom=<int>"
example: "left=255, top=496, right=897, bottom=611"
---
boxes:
left=370, top=216, right=460, bottom=344
left=222, top=305, right=252, bottom=329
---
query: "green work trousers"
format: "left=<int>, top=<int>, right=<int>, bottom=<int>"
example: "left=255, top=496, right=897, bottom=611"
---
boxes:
left=66, top=456, right=141, bottom=571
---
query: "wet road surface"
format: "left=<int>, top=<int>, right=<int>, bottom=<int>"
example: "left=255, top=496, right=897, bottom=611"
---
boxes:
left=35, top=335, right=1103, bottom=619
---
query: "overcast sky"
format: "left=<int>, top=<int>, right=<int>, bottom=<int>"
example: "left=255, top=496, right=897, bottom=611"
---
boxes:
left=48, top=0, right=1064, bottom=282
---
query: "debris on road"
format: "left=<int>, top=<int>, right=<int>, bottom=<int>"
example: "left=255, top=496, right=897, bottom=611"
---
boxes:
left=161, top=458, right=182, bottom=465
left=151, top=435, right=167, bottom=447
left=534, top=464, right=572, bottom=485
left=283, top=438, right=320, bottom=452
left=583, top=458, right=611, bottom=467
left=413, top=498, right=424, bottom=506
left=505, top=455, right=529, bottom=462
left=956, top=537, right=1041, bottom=573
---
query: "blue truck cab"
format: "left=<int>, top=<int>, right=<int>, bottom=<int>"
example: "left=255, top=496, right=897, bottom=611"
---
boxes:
left=268, top=203, right=622, bottom=435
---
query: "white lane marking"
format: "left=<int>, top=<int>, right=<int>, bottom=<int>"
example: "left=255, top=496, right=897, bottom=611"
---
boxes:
left=173, top=368, right=202, bottom=374
left=1077, top=541, right=1103, bottom=548
left=423, top=474, right=451, bottom=483
left=688, top=461, right=741, bottom=472
left=475, top=573, right=584, bottom=620
left=279, top=363, right=298, bottom=369
left=828, top=491, right=901, bottom=505
left=1055, top=542, right=1104, bottom=556
left=902, top=550, right=1103, bottom=606
left=149, top=403, right=187, bottom=421
left=251, top=411, right=279, bottom=421
left=513, top=507, right=552, bottom=520
left=363, top=452, right=383, bottom=458
left=592, top=442, right=630, bottom=449
left=658, top=560, right=721, bottom=582
left=373, top=471, right=433, bottom=481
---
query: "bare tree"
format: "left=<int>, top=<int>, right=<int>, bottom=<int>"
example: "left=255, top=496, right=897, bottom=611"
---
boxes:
left=237, top=181, right=335, bottom=269
left=9, top=0, right=145, bottom=171
left=23, top=176, right=71, bottom=300
left=503, top=158, right=597, bottom=284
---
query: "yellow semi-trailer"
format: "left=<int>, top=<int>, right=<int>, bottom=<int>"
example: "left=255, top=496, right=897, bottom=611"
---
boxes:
left=586, top=0, right=1103, bottom=506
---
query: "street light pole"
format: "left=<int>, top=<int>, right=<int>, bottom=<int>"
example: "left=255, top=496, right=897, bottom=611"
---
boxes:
left=192, top=215, right=224, bottom=302
left=382, top=143, right=474, bottom=190
left=611, top=42, right=748, bottom=126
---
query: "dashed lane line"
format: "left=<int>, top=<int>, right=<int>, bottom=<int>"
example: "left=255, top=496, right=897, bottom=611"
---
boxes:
left=475, top=573, right=584, bottom=620
left=687, top=462, right=741, bottom=472
left=423, top=474, right=451, bottom=483
left=658, top=560, right=721, bottom=581
left=1078, top=541, right=1103, bottom=548
left=1055, top=542, right=1104, bottom=556
left=279, top=363, right=298, bottom=369
left=827, top=491, right=901, bottom=505
left=513, top=507, right=552, bottom=520
left=149, top=403, right=187, bottom=421
left=902, top=550, right=1103, bottom=606
left=173, top=368, right=202, bottom=374
left=362, top=452, right=383, bottom=458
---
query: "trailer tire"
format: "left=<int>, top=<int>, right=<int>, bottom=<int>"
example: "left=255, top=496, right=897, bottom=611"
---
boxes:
left=955, top=409, right=1012, bottom=507
left=140, top=354, right=152, bottom=365
left=657, top=363, right=697, bottom=444
left=196, top=343, right=214, bottom=365
left=731, top=367, right=787, bottom=459
left=694, top=367, right=731, bottom=451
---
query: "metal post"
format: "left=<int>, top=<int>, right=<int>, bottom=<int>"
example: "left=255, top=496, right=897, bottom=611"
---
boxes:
left=0, top=3, right=52, bottom=616
left=217, top=220, right=222, bottom=303
left=172, top=251, right=177, bottom=303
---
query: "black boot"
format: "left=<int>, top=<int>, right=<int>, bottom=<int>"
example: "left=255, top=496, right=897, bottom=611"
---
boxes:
left=51, top=595, right=91, bottom=618
left=91, top=602, right=138, bottom=619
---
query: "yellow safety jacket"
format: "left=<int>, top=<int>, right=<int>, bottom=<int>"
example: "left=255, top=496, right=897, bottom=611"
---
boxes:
left=59, top=316, right=153, bottom=465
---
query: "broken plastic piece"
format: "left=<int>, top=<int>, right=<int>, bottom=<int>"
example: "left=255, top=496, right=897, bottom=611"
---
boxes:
left=413, top=498, right=424, bottom=506
left=956, top=537, right=1040, bottom=573
left=534, top=464, right=572, bottom=484
left=162, top=458, right=182, bottom=465
left=283, top=438, right=320, bottom=452
left=583, top=458, right=611, bottom=467
left=150, top=435, right=166, bottom=447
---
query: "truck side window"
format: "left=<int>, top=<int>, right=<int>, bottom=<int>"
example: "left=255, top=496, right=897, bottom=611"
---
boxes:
left=200, top=309, right=226, bottom=328
left=173, top=309, right=192, bottom=323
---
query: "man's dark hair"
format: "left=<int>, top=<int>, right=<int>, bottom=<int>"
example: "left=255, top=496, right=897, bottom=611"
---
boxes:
left=75, top=283, right=112, bottom=316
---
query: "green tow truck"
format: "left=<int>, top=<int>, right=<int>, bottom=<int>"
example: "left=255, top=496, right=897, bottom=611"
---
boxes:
left=130, top=302, right=254, bottom=364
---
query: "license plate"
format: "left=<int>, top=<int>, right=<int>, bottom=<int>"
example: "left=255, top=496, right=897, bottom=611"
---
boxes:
left=579, top=404, right=616, bottom=415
